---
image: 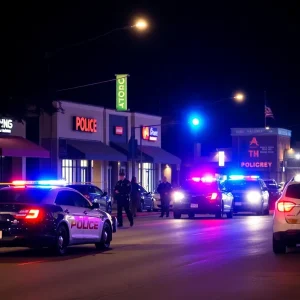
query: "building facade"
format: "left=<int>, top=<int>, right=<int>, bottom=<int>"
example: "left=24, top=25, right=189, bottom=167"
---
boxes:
left=0, top=117, right=49, bottom=181
left=39, top=101, right=181, bottom=194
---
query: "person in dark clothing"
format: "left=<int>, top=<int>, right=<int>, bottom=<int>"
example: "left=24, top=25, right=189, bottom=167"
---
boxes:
left=130, top=176, right=141, bottom=217
left=114, top=171, right=134, bottom=227
left=157, top=176, right=172, bottom=217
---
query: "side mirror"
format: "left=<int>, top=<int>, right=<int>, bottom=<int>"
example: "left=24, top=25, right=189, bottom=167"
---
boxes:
left=92, top=202, right=100, bottom=209
left=102, top=191, right=108, bottom=197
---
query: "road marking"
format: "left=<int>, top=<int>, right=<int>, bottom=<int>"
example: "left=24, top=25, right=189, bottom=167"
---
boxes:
left=17, top=260, right=45, bottom=266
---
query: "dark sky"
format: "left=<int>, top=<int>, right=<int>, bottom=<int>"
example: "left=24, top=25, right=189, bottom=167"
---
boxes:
left=1, top=1, right=297, bottom=159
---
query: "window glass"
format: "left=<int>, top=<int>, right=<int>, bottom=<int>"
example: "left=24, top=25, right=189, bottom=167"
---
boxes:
left=71, top=191, right=91, bottom=208
left=286, top=184, right=300, bottom=199
left=55, top=191, right=75, bottom=206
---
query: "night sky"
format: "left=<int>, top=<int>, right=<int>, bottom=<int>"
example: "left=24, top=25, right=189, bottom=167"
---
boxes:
left=1, top=1, right=296, bottom=160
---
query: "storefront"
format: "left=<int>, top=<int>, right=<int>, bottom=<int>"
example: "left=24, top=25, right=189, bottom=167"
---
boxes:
left=0, top=118, right=49, bottom=181
left=39, top=101, right=127, bottom=190
left=106, top=110, right=181, bottom=192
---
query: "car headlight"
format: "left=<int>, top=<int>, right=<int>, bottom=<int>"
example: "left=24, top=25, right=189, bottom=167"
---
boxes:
left=246, top=191, right=261, bottom=203
left=173, top=191, right=185, bottom=202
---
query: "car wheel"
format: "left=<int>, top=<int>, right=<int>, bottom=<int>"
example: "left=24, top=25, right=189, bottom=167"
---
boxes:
left=226, top=207, right=233, bottom=219
left=273, top=235, right=286, bottom=254
left=147, top=201, right=154, bottom=212
left=263, top=204, right=270, bottom=215
left=106, top=203, right=112, bottom=214
left=173, top=211, right=181, bottom=219
left=52, top=224, right=69, bottom=256
left=188, top=213, right=195, bottom=219
left=96, top=222, right=112, bottom=250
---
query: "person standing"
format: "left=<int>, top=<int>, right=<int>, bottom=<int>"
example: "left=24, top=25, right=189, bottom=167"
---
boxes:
left=130, top=176, right=141, bottom=217
left=114, top=171, right=134, bottom=227
left=157, top=176, right=172, bottom=217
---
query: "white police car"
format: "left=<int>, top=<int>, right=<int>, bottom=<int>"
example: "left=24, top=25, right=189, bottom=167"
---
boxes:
left=273, top=175, right=300, bottom=254
left=0, top=180, right=117, bottom=255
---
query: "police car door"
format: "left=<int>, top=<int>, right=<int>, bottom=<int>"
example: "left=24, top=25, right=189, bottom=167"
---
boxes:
left=71, top=191, right=102, bottom=241
left=55, top=190, right=85, bottom=241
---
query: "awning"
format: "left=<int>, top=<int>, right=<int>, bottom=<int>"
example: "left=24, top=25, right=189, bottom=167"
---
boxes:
left=138, top=146, right=181, bottom=165
left=0, top=136, right=49, bottom=158
left=64, top=139, right=127, bottom=161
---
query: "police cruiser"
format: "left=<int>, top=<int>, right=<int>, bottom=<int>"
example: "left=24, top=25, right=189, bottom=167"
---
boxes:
left=222, top=175, right=270, bottom=215
left=0, top=180, right=117, bottom=255
left=172, top=176, right=234, bottom=219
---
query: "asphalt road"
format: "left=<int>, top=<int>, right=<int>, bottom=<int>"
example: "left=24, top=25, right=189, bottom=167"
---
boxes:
left=1, top=212, right=300, bottom=300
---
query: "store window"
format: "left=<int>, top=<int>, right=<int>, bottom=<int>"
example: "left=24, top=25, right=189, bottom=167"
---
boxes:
left=62, top=159, right=91, bottom=183
left=138, top=163, right=154, bottom=192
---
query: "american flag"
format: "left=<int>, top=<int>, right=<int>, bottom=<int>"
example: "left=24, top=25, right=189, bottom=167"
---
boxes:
left=265, top=106, right=274, bottom=118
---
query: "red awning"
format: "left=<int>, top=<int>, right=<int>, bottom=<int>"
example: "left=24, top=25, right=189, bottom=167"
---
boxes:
left=0, top=136, right=49, bottom=158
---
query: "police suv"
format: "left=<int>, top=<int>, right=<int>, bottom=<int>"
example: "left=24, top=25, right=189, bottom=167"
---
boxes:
left=0, top=180, right=116, bottom=255
left=222, top=175, right=270, bottom=215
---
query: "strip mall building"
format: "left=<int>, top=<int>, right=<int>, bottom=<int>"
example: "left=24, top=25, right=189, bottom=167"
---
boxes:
left=37, top=101, right=181, bottom=193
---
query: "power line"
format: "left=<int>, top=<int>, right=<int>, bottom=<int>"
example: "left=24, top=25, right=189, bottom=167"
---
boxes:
left=56, top=76, right=127, bottom=92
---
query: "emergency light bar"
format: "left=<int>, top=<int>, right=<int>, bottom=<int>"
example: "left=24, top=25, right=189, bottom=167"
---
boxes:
left=11, top=180, right=67, bottom=186
left=229, top=175, right=259, bottom=180
left=191, top=176, right=216, bottom=183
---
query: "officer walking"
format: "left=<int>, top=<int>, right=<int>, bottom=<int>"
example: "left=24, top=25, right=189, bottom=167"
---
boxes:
left=114, top=171, right=134, bottom=227
left=157, top=176, right=172, bottom=217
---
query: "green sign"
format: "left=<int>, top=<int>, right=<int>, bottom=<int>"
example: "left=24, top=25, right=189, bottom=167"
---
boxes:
left=116, top=74, right=128, bottom=111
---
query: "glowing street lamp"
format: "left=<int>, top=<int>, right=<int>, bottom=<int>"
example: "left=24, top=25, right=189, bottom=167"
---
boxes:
left=133, top=19, right=148, bottom=30
left=234, top=93, right=245, bottom=102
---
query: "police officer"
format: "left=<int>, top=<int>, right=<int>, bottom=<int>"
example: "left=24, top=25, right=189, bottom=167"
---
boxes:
left=157, top=176, right=172, bottom=217
left=114, top=171, right=134, bottom=227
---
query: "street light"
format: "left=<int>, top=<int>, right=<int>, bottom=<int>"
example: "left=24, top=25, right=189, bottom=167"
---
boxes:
left=234, top=93, right=245, bottom=102
left=133, top=19, right=148, bottom=30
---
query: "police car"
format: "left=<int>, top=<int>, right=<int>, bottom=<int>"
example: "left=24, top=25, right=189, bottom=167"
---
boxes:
left=222, top=175, right=270, bottom=215
left=172, top=176, right=234, bottom=219
left=273, top=175, right=300, bottom=254
left=0, top=180, right=117, bottom=255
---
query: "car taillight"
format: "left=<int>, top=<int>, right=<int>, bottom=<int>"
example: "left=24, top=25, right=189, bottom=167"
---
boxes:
left=211, top=193, right=218, bottom=200
left=277, top=201, right=296, bottom=212
left=16, top=209, right=41, bottom=219
left=206, top=192, right=218, bottom=200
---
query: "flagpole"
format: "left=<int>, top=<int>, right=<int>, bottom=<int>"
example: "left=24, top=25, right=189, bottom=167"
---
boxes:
left=264, top=90, right=267, bottom=128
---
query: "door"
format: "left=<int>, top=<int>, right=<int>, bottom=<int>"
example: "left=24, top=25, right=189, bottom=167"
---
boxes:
left=71, top=191, right=102, bottom=240
left=55, top=191, right=85, bottom=241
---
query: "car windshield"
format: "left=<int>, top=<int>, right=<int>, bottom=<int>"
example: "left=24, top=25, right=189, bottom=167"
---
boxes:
left=0, top=188, right=51, bottom=204
left=286, top=184, right=300, bottom=199
left=181, top=180, right=219, bottom=193
left=224, top=180, right=261, bottom=191
left=264, top=180, right=277, bottom=189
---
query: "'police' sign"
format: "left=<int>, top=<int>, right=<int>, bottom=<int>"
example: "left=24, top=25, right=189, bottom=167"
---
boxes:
left=0, top=119, right=13, bottom=133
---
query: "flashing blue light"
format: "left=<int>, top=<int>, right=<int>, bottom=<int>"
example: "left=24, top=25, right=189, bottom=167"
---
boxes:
left=229, top=175, right=259, bottom=180
left=229, top=175, right=244, bottom=180
left=12, top=180, right=67, bottom=186
left=37, top=180, right=66, bottom=186
left=192, top=118, right=200, bottom=126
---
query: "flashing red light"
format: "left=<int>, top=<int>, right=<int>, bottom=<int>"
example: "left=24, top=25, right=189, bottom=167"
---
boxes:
left=277, top=201, right=296, bottom=212
left=192, top=177, right=201, bottom=182
left=16, top=209, right=41, bottom=219
left=201, top=176, right=215, bottom=183
left=12, top=180, right=30, bottom=185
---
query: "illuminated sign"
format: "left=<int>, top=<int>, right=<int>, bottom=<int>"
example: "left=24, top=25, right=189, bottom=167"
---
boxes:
left=240, top=136, right=273, bottom=168
left=73, top=117, right=97, bottom=133
left=241, top=162, right=272, bottom=168
left=0, top=119, right=13, bottom=133
left=218, top=151, right=225, bottom=167
left=115, top=126, right=123, bottom=135
left=142, top=126, right=158, bottom=141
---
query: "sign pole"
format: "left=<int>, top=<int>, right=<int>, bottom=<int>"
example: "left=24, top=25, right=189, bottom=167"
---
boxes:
left=140, top=126, right=143, bottom=186
left=264, top=90, right=267, bottom=128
